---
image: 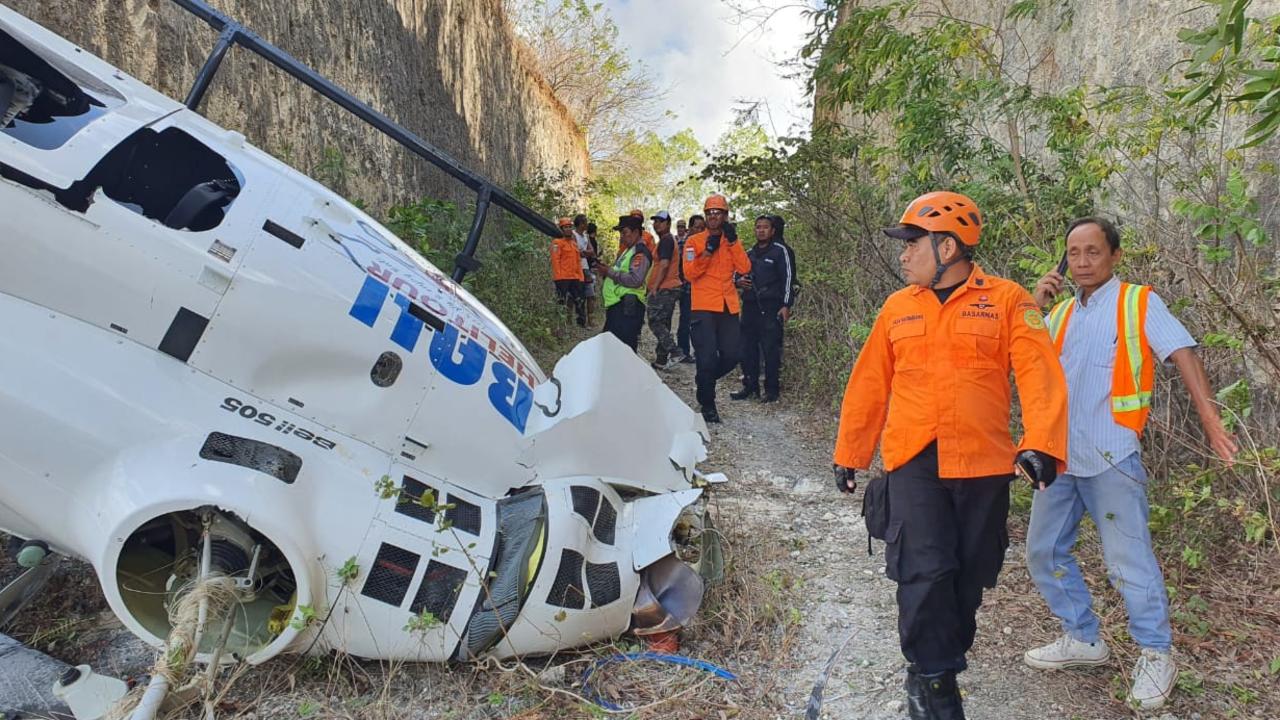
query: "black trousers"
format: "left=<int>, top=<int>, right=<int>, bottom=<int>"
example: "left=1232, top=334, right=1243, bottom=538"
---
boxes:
left=739, top=298, right=784, bottom=394
left=603, top=296, right=645, bottom=351
left=886, top=444, right=1011, bottom=674
left=690, top=310, right=740, bottom=407
left=554, top=279, right=586, bottom=326
left=677, top=285, right=692, bottom=355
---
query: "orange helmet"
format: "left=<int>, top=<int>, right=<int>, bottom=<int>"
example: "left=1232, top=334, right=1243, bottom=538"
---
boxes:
left=883, top=191, right=983, bottom=246
left=629, top=208, right=644, bottom=219
left=703, top=194, right=729, bottom=212
left=557, top=217, right=573, bottom=228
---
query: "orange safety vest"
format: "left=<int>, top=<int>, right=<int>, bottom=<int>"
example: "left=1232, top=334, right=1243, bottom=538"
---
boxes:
left=649, top=233, right=683, bottom=292
left=550, top=236, right=582, bottom=281
left=1046, top=282, right=1154, bottom=435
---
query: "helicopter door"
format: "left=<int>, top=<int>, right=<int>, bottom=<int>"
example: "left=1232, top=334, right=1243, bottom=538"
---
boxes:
left=188, top=184, right=440, bottom=455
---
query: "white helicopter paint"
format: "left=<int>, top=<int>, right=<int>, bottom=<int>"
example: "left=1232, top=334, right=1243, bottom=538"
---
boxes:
left=0, top=4, right=719, bottom=666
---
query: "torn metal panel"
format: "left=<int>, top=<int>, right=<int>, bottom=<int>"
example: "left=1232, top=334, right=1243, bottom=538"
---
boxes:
left=625, top=489, right=703, bottom=571
left=522, top=335, right=708, bottom=495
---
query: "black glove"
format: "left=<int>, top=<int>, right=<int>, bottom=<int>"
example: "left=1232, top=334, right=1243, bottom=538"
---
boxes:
left=705, top=234, right=721, bottom=254
left=725, top=224, right=738, bottom=243
left=834, top=464, right=857, bottom=494
left=1015, top=450, right=1058, bottom=489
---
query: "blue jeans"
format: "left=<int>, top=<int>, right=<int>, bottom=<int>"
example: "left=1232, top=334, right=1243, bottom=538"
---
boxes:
left=1025, top=452, right=1172, bottom=651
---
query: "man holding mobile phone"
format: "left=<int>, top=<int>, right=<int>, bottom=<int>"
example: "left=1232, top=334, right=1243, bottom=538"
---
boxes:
left=1024, top=216, right=1237, bottom=710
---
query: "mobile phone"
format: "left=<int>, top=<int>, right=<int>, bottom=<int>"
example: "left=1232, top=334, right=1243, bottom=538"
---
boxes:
left=1054, top=252, right=1069, bottom=277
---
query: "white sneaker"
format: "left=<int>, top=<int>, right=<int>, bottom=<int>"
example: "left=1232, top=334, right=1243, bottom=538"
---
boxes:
left=1128, top=648, right=1176, bottom=709
left=1023, top=634, right=1111, bottom=669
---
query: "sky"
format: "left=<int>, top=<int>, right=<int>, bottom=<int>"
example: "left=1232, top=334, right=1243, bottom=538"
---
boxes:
left=601, top=0, right=819, bottom=148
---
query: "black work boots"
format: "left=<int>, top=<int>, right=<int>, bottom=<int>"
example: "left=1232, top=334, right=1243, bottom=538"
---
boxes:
left=701, top=404, right=722, bottom=424
left=905, top=669, right=965, bottom=720
left=729, top=386, right=758, bottom=401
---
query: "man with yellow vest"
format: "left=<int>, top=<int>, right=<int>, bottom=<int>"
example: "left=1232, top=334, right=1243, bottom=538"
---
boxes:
left=593, top=215, right=652, bottom=351
left=551, top=217, right=586, bottom=326
left=1025, top=216, right=1237, bottom=710
left=683, top=194, right=751, bottom=423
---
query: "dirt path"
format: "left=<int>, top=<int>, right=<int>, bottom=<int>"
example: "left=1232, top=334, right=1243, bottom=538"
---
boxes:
left=655, top=357, right=1075, bottom=720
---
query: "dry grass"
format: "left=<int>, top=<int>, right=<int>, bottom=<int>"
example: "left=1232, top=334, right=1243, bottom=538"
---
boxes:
left=977, top=480, right=1280, bottom=720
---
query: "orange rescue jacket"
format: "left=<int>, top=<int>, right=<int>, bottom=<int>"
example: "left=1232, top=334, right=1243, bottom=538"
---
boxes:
left=833, top=265, right=1068, bottom=478
left=551, top=236, right=582, bottom=281
left=649, top=232, right=683, bottom=293
left=681, top=229, right=751, bottom=313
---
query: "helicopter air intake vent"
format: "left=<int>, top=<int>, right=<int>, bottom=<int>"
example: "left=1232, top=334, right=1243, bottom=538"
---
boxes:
left=198, top=432, right=301, bottom=484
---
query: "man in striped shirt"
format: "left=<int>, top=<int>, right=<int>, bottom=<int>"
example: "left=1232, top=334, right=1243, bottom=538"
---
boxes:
left=1023, top=216, right=1237, bottom=710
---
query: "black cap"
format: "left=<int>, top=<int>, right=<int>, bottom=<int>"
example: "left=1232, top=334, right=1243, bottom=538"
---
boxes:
left=882, top=223, right=930, bottom=240
left=613, top=215, right=643, bottom=231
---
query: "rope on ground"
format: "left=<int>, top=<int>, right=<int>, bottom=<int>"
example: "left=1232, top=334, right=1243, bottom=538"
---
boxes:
left=105, top=574, right=240, bottom=720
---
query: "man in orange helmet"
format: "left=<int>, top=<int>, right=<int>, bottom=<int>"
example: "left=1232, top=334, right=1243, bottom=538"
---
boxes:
left=551, top=217, right=585, bottom=326
left=682, top=194, right=751, bottom=423
left=833, top=191, right=1069, bottom=720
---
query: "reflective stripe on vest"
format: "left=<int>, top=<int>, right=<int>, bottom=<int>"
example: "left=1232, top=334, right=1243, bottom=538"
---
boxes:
left=602, top=245, right=646, bottom=308
left=1045, top=282, right=1154, bottom=434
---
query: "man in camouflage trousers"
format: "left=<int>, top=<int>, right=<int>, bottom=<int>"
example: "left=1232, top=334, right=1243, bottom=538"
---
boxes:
left=646, top=210, right=683, bottom=369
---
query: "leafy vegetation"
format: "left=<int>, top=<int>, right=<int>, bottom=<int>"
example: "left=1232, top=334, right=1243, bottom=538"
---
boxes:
left=702, top=0, right=1279, bottom=714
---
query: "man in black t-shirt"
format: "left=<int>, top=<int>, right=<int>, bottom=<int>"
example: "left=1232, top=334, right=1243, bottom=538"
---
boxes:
left=645, top=210, right=683, bottom=369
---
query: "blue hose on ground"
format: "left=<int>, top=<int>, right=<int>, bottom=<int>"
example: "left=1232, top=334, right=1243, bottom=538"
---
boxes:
left=580, top=652, right=738, bottom=711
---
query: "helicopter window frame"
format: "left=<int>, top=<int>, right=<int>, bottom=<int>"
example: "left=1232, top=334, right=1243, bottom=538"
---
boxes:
left=64, top=125, right=244, bottom=232
left=1, top=27, right=118, bottom=150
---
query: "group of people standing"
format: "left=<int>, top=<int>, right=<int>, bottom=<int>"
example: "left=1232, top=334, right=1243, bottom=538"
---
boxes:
left=549, top=214, right=599, bottom=327
left=556, top=190, right=1239, bottom=718
left=550, top=194, right=797, bottom=424
left=833, top=191, right=1237, bottom=719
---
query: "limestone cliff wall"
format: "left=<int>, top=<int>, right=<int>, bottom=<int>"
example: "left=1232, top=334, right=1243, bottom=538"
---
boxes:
left=816, top=0, right=1280, bottom=124
left=7, top=0, right=589, bottom=212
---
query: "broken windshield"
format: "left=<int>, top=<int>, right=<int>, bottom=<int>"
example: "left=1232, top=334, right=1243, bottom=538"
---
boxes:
left=1, top=27, right=119, bottom=150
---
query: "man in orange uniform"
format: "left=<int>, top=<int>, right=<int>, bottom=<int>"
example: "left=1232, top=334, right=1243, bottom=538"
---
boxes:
left=833, top=191, right=1068, bottom=720
left=550, top=217, right=585, bottom=326
left=682, top=194, right=751, bottom=423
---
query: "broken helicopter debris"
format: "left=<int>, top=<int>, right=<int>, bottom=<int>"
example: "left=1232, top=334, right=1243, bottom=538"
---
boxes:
left=0, top=0, right=726, bottom=701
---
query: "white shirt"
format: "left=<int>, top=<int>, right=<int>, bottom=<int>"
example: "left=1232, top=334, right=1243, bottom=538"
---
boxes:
left=573, top=229, right=590, bottom=270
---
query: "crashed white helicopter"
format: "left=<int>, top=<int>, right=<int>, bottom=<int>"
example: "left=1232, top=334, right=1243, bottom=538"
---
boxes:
left=0, top=0, right=721, bottom=672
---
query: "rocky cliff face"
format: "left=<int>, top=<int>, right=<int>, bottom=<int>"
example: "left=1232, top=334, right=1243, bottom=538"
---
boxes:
left=7, top=0, right=589, bottom=212
left=816, top=0, right=1280, bottom=124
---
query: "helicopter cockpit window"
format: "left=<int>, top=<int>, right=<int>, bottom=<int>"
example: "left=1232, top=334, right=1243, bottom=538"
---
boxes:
left=1, top=28, right=112, bottom=150
left=78, top=126, right=243, bottom=231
